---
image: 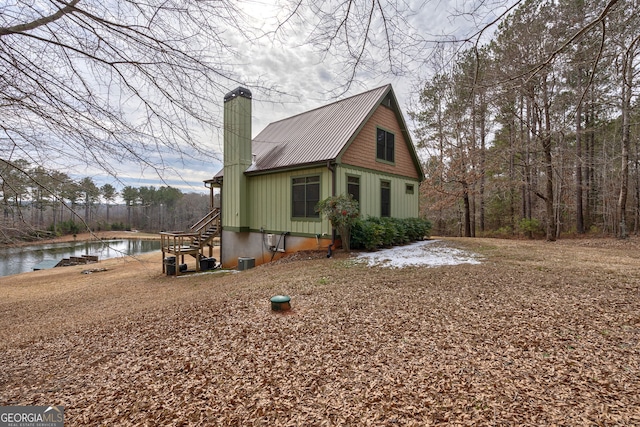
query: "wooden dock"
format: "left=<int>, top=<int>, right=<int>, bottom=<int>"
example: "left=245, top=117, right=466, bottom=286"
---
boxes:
left=33, top=254, right=99, bottom=271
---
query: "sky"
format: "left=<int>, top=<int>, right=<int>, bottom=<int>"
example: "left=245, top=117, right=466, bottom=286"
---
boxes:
left=86, top=0, right=517, bottom=196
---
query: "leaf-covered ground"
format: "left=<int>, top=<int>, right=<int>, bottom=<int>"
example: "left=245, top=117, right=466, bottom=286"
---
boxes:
left=1, top=237, right=639, bottom=426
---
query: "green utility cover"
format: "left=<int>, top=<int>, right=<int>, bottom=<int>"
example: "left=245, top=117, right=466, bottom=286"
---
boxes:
left=270, top=295, right=291, bottom=303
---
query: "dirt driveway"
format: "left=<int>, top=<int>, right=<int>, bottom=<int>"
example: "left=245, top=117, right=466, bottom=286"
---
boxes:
left=1, top=237, right=639, bottom=425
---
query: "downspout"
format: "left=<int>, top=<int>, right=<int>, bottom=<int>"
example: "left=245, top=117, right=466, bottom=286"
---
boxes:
left=215, top=177, right=224, bottom=267
left=326, top=160, right=336, bottom=258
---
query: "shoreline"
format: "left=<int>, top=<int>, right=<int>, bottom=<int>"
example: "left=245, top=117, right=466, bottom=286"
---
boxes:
left=3, top=230, right=161, bottom=248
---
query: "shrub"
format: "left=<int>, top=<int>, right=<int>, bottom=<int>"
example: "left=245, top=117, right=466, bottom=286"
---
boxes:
left=365, top=217, right=395, bottom=246
left=351, top=219, right=384, bottom=250
left=518, top=218, right=542, bottom=236
left=50, top=220, right=81, bottom=235
left=393, top=218, right=410, bottom=244
left=315, top=194, right=360, bottom=251
left=403, top=217, right=432, bottom=241
left=351, top=216, right=432, bottom=251
left=110, top=222, right=126, bottom=231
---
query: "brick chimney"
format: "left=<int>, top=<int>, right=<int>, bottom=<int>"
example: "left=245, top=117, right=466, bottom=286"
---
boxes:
left=223, top=87, right=252, bottom=232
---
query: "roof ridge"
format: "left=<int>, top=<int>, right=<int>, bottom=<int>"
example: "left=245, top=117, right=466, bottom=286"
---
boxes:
left=264, top=84, right=391, bottom=127
left=247, top=84, right=400, bottom=174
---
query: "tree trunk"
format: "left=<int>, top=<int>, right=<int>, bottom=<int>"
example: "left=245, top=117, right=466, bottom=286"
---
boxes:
left=618, top=113, right=630, bottom=238
left=479, top=103, right=486, bottom=234
left=509, top=122, right=517, bottom=234
left=618, top=44, right=635, bottom=239
left=524, top=93, right=534, bottom=238
left=585, top=98, right=596, bottom=231
left=575, top=97, right=585, bottom=234
left=542, top=78, right=556, bottom=241
left=635, top=141, right=640, bottom=235
left=463, top=182, right=471, bottom=237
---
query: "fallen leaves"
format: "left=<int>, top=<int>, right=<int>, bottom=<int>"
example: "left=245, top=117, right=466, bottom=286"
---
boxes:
left=1, top=237, right=639, bottom=425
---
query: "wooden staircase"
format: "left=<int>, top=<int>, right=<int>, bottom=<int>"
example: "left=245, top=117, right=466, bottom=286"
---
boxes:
left=160, top=208, right=221, bottom=275
left=189, top=208, right=221, bottom=253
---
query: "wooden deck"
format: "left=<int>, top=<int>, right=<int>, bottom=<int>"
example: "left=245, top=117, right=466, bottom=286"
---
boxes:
left=160, top=232, right=202, bottom=275
left=160, top=208, right=221, bottom=276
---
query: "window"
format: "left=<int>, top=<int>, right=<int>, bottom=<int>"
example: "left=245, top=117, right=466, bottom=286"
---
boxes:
left=376, top=128, right=395, bottom=163
left=381, top=181, right=391, bottom=217
left=347, top=175, right=360, bottom=204
left=292, top=176, right=320, bottom=218
left=406, top=184, right=414, bottom=195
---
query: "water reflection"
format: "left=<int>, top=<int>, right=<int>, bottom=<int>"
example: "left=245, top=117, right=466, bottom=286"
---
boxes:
left=0, top=239, right=161, bottom=277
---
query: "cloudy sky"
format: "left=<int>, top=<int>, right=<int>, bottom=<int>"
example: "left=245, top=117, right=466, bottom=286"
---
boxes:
left=95, top=0, right=517, bottom=195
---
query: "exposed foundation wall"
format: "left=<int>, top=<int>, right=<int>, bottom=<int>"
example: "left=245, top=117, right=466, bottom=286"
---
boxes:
left=220, top=230, right=335, bottom=268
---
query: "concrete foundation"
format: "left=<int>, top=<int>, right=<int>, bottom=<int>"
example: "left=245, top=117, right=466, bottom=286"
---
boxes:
left=220, top=230, right=334, bottom=268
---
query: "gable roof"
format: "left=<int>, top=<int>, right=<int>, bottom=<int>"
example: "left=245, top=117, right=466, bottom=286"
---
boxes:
left=215, top=84, right=423, bottom=180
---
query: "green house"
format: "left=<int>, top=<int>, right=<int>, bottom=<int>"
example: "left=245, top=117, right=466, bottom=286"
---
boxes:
left=210, top=84, right=424, bottom=268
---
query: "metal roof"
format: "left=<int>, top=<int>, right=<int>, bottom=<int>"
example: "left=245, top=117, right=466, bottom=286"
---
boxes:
left=245, top=84, right=392, bottom=173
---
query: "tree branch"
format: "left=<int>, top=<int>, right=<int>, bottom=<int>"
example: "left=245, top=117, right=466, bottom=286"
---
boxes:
left=0, top=0, right=81, bottom=36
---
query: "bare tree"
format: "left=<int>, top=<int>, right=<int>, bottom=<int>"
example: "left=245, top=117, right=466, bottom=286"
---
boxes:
left=1, top=0, right=256, bottom=196
left=0, top=0, right=270, bottom=240
left=616, top=37, right=639, bottom=238
left=1, top=0, right=632, bottom=242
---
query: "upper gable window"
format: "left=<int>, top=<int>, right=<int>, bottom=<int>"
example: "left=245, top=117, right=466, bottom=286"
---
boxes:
left=376, top=128, right=395, bottom=163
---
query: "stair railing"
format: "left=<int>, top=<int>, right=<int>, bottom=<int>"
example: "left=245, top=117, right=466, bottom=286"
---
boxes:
left=189, top=208, right=221, bottom=247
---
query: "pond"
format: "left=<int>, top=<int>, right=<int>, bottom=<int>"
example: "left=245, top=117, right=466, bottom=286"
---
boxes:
left=0, top=239, right=162, bottom=277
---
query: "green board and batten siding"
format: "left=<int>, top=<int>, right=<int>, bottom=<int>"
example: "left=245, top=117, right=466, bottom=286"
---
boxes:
left=335, top=165, right=420, bottom=219
left=247, top=166, right=332, bottom=236
left=245, top=164, right=419, bottom=237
